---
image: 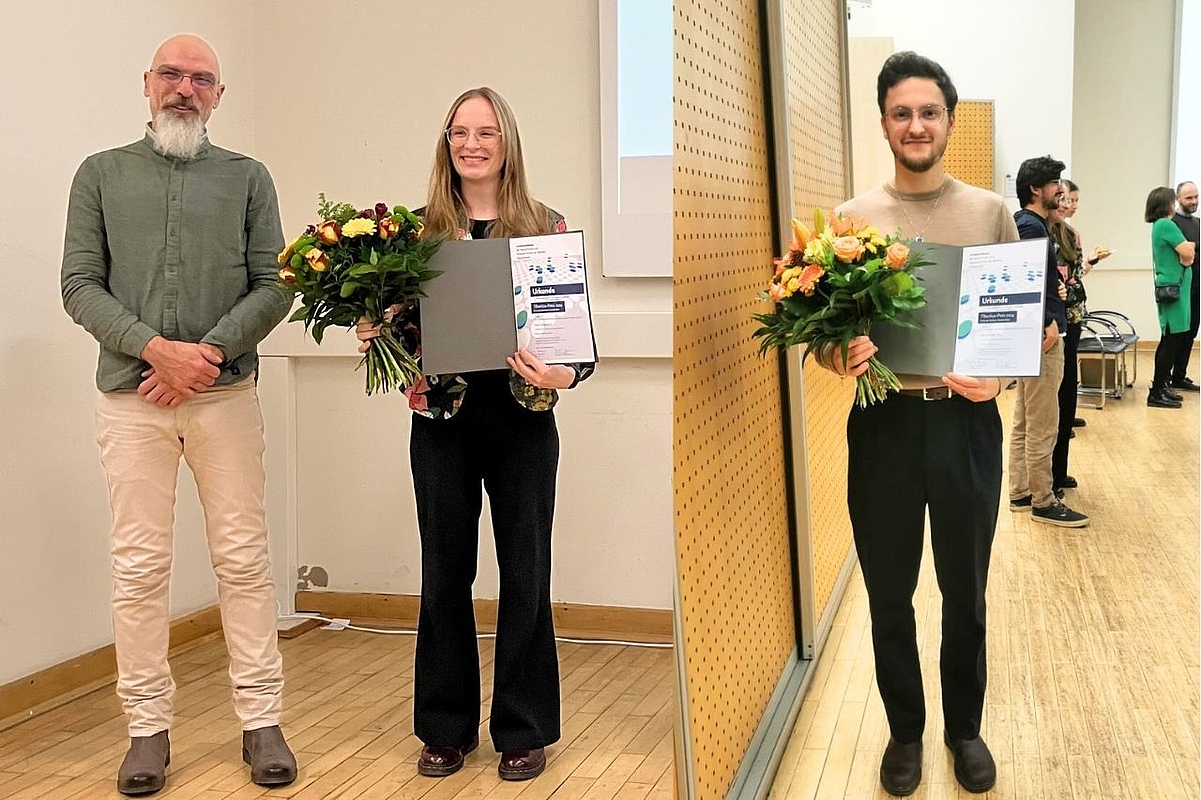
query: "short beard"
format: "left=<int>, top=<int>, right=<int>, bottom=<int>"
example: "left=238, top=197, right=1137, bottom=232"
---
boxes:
left=153, top=110, right=206, bottom=160
left=897, top=152, right=938, bottom=173
left=893, top=139, right=947, bottom=174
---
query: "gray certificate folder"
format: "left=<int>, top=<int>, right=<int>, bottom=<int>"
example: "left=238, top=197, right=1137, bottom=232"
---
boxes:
left=419, top=238, right=517, bottom=374
left=870, top=243, right=961, bottom=378
left=870, top=240, right=1047, bottom=378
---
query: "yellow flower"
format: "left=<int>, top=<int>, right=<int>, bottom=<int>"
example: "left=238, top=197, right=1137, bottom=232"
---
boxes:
left=342, top=218, right=376, bottom=238
left=804, top=239, right=826, bottom=263
left=278, top=236, right=302, bottom=265
left=304, top=248, right=330, bottom=272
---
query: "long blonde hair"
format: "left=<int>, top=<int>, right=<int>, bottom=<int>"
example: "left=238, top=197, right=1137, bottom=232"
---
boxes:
left=422, top=87, right=553, bottom=239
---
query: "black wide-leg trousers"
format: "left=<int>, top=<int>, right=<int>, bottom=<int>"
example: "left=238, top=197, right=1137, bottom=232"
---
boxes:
left=409, top=376, right=561, bottom=752
left=847, top=394, right=1002, bottom=743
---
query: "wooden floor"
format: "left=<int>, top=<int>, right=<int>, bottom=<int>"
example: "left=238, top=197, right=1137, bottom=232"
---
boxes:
left=0, top=630, right=675, bottom=799
left=771, top=357, right=1201, bottom=799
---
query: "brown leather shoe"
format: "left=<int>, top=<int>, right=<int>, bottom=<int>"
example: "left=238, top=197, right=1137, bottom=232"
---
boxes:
left=241, top=725, right=297, bottom=786
left=498, top=747, right=546, bottom=781
left=417, top=735, right=479, bottom=777
left=117, top=730, right=170, bottom=796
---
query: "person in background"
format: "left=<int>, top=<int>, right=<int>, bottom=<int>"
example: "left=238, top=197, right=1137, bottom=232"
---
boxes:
left=61, top=34, right=296, bottom=796
left=358, top=87, right=595, bottom=782
left=1147, top=185, right=1196, bottom=407
left=1170, top=181, right=1200, bottom=390
left=1048, top=179, right=1110, bottom=495
left=1008, top=156, right=1087, bottom=528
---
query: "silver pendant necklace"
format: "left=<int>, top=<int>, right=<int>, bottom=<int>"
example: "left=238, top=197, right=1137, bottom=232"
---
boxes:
left=893, top=178, right=950, bottom=242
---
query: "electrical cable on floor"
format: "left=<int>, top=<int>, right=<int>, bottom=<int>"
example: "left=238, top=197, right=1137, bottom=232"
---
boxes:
left=277, top=613, right=672, bottom=649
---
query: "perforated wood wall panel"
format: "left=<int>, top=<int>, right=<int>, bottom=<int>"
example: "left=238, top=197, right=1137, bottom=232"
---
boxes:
left=944, top=100, right=995, bottom=191
left=674, top=0, right=796, bottom=797
left=781, top=0, right=855, bottom=627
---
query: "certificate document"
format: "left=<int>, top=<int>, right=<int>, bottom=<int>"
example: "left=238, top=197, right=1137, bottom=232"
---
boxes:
left=510, top=231, right=597, bottom=364
left=420, top=231, right=596, bottom=374
left=871, top=238, right=1048, bottom=378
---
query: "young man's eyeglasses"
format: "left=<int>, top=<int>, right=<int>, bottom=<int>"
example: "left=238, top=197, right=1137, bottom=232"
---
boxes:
left=151, top=67, right=217, bottom=90
left=445, top=127, right=502, bottom=146
left=885, top=104, right=948, bottom=125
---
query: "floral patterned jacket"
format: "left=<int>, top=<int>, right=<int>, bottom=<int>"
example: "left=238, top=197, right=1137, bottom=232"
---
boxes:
left=397, top=208, right=596, bottom=419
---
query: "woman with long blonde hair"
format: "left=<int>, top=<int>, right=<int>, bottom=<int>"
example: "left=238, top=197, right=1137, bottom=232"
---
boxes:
left=359, top=87, right=594, bottom=781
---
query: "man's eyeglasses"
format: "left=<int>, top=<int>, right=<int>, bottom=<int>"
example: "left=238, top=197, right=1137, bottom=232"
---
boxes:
left=885, top=104, right=948, bottom=126
left=445, top=127, right=502, bottom=146
left=151, top=67, right=217, bottom=90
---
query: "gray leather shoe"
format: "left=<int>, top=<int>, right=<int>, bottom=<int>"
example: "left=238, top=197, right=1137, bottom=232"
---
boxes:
left=117, top=730, right=170, bottom=796
left=242, top=725, right=297, bottom=786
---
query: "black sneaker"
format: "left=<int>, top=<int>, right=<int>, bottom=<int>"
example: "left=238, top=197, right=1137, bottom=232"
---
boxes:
left=1009, top=494, right=1032, bottom=511
left=1031, top=500, right=1089, bottom=527
left=1172, top=377, right=1201, bottom=392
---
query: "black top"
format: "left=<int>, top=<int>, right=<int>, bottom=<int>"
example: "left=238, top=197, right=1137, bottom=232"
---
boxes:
left=1014, top=208, right=1067, bottom=332
left=1172, top=212, right=1200, bottom=249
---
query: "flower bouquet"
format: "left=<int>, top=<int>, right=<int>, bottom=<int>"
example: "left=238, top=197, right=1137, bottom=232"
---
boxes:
left=753, top=208, right=932, bottom=407
left=278, top=195, right=443, bottom=395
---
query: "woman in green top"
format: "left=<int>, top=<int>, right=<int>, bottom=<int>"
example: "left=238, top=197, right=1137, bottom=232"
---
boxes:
left=1146, top=186, right=1197, bottom=407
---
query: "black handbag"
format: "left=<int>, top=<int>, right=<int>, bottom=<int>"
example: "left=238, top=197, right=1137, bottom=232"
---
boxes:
left=1155, top=282, right=1182, bottom=304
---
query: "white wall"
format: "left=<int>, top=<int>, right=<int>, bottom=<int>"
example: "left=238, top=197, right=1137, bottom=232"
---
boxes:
left=2, top=0, right=672, bottom=687
left=1071, top=0, right=1179, bottom=341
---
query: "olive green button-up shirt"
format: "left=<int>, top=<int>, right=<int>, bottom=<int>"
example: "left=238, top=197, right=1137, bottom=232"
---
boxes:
left=62, top=131, right=290, bottom=391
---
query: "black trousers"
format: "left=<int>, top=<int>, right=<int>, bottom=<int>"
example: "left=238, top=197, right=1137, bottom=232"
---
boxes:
left=847, top=394, right=1002, bottom=743
left=1172, top=278, right=1200, bottom=382
left=409, top=373, right=561, bottom=751
left=1052, top=320, right=1082, bottom=484
left=1155, top=330, right=1191, bottom=392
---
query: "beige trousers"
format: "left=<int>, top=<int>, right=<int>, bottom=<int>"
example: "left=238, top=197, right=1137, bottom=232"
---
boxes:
left=1008, top=337, right=1065, bottom=509
left=96, top=378, right=283, bottom=736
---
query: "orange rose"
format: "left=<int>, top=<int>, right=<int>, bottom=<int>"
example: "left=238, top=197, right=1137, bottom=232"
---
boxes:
left=278, top=266, right=296, bottom=283
left=769, top=282, right=787, bottom=302
left=798, top=263, right=825, bottom=295
left=304, top=248, right=330, bottom=272
left=832, top=236, right=865, bottom=263
left=885, top=242, right=910, bottom=270
left=378, top=216, right=400, bottom=239
left=317, top=220, right=341, bottom=245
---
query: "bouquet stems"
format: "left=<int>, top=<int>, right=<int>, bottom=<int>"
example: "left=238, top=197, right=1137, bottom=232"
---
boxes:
left=854, top=355, right=902, bottom=408
left=357, top=327, right=421, bottom=396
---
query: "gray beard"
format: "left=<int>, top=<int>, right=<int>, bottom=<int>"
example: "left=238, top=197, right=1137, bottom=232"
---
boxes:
left=153, top=111, right=206, bottom=160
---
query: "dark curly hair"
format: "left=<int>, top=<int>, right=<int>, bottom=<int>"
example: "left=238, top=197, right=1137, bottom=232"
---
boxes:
left=876, top=51, right=958, bottom=115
